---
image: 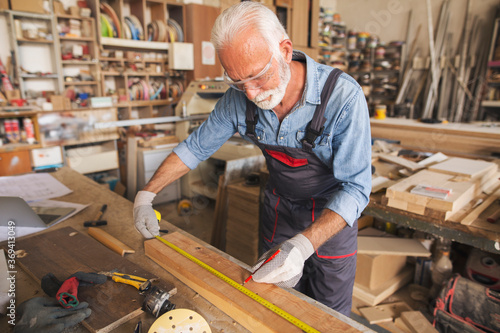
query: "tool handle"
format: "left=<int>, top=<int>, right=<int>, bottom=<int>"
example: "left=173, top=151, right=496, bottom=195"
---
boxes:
left=83, top=220, right=107, bottom=227
left=111, top=276, right=141, bottom=290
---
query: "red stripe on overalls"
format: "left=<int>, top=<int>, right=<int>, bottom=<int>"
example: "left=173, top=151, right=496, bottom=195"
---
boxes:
left=263, top=188, right=280, bottom=243
left=265, top=149, right=308, bottom=167
left=311, top=197, right=358, bottom=259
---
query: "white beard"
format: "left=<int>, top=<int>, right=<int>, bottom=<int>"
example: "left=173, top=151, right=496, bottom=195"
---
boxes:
left=251, top=58, right=291, bottom=110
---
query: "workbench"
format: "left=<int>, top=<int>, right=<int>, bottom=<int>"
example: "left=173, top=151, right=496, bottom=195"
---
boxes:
left=0, top=167, right=369, bottom=332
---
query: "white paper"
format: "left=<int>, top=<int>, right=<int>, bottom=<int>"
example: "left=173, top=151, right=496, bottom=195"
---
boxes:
left=0, top=173, right=72, bottom=202
left=201, top=41, right=216, bottom=65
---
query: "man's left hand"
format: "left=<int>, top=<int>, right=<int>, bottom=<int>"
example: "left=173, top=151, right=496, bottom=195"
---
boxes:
left=252, top=234, right=314, bottom=288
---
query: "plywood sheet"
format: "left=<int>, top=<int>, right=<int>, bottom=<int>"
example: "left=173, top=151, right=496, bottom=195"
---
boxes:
left=9, top=227, right=172, bottom=333
left=145, top=232, right=361, bottom=333
left=358, top=236, right=431, bottom=257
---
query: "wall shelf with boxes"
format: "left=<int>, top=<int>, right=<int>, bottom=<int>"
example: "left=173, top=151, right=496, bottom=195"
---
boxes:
left=5, top=9, right=64, bottom=99
left=55, top=13, right=102, bottom=104
left=88, top=0, right=191, bottom=121
left=0, top=107, right=120, bottom=179
left=318, top=10, right=347, bottom=71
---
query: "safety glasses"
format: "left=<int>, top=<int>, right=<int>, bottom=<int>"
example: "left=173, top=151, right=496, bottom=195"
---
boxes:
left=223, top=56, right=274, bottom=91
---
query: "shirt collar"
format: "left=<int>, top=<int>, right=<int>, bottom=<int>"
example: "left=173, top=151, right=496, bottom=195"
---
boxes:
left=292, top=50, right=321, bottom=106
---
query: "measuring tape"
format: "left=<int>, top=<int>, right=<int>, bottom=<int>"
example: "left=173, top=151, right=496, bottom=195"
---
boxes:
left=155, top=236, right=320, bottom=333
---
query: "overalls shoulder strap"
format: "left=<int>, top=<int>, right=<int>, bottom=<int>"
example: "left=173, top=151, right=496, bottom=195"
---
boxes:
left=301, top=68, right=343, bottom=152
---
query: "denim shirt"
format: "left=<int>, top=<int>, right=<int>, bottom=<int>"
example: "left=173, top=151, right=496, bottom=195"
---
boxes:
left=174, top=51, right=372, bottom=227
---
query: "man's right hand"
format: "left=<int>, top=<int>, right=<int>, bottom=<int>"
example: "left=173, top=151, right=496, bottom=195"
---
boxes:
left=133, top=190, right=159, bottom=239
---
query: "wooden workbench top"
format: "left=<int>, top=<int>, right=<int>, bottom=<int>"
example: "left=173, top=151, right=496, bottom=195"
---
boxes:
left=0, top=167, right=367, bottom=332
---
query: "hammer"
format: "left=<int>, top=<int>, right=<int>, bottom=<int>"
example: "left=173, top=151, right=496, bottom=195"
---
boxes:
left=84, top=204, right=108, bottom=227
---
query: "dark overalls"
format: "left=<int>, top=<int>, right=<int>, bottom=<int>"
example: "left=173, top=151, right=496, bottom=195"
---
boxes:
left=245, top=69, right=358, bottom=316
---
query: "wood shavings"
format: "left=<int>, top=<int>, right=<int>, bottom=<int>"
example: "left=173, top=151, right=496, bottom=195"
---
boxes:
left=15, top=250, right=27, bottom=258
left=69, top=232, right=78, bottom=237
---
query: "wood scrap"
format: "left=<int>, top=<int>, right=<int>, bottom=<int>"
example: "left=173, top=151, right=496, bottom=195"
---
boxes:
left=353, top=266, right=414, bottom=306
left=461, top=187, right=500, bottom=225
left=400, top=311, right=438, bottom=333
left=145, top=232, right=360, bottom=333
left=386, top=170, right=480, bottom=214
left=378, top=154, right=423, bottom=171
left=372, top=176, right=396, bottom=193
left=357, top=236, right=431, bottom=257
left=394, top=317, right=413, bottom=333
left=359, top=301, right=412, bottom=324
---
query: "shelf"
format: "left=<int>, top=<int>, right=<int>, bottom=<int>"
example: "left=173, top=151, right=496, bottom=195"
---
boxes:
left=56, top=14, right=94, bottom=21
left=61, top=60, right=98, bottom=65
left=64, top=81, right=99, bottom=86
left=0, top=142, right=42, bottom=153
left=17, top=38, right=54, bottom=44
left=102, top=71, right=122, bottom=76
left=21, top=74, right=59, bottom=79
left=116, top=100, right=173, bottom=107
left=481, top=100, right=500, bottom=107
left=101, top=37, right=169, bottom=51
left=59, top=36, right=95, bottom=42
left=9, top=10, right=51, bottom=20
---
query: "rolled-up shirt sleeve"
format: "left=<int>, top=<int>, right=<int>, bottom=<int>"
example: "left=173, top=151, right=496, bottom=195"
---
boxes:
left=173, top=90, right=239, bottom=169
left=325, top=87, right=372, bottom=227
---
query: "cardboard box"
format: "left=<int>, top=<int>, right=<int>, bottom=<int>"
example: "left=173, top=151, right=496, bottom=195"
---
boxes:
left=5, top=90, right=21, bottom=101
left=50, top=95, right=65, bottom=111
left=53, top=1, right=66, bottom=15
left=11, top=0, right=47, bottom=14
left=355, top=253, right=407, bottom=290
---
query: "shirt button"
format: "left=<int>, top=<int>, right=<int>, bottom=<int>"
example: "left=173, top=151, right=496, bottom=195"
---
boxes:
left=280, top=136, right=284, bottom=140
left=257, top=136, right=261, bottom=140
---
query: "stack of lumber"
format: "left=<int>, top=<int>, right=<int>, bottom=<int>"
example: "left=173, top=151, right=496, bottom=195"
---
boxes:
left=225, top=179, right=260, bottom=266
left=385, top=157, right=498, bottom=221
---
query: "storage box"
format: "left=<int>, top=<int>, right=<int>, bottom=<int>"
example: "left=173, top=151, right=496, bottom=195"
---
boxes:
left=66, top=141, right=119, bottom=174
left=11, top=0, right=47, bottom=14
left=355, top=253, right=407, bottom=290
left=0, top=0, right=9, bottom=10
left=31, top=146, right=63, bottom=169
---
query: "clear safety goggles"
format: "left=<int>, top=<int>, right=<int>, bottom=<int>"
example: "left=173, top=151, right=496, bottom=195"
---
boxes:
left=223, top=56, right=274, bottom=91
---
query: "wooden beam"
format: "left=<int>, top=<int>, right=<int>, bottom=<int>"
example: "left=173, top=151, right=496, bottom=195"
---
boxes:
left=145, top=232, right=362, bottom=333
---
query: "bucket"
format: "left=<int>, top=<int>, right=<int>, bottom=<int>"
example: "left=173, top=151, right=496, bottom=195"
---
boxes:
left=374, top=104, right=387, bottom=119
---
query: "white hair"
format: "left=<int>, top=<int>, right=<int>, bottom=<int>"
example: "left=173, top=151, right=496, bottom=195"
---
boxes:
left=211, top=1, right=289, bottom=58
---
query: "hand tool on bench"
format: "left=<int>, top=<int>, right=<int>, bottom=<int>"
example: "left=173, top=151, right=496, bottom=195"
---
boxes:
left=99, top=270, right=176, bottom=317
left=84, top=204, right=108, bottom=227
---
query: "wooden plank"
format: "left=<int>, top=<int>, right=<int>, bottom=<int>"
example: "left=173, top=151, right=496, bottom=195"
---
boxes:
left=145, top=232, right=361, bottom=333
left=428, top=157, right=497, bottom=179
left=358, top=237, right=431, bottom=257
left=353, top=266, right=413, bottom=306
left=9, top=227, right=173, bottom=333
left=400, top=311, right=438, bottom=333
left=378, top=153, right=423, bottom=171
left=359, top=301, right=412, bottom=324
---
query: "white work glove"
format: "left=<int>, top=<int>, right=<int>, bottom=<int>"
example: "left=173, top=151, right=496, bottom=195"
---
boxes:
left=133, top=190, right=159, bottom=239
left=252, top=234, right=314, bottom=288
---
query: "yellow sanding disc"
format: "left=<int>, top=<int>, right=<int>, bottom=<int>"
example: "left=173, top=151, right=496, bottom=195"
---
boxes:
left=148, top=309, right=211, bottom=333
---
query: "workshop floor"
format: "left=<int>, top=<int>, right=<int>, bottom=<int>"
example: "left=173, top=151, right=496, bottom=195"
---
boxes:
left=153, top=198, right=215, bottom=244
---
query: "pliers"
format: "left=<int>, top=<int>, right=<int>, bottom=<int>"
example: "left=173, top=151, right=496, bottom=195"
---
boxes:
left=98, top=270, right=156, bottom=293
